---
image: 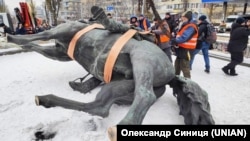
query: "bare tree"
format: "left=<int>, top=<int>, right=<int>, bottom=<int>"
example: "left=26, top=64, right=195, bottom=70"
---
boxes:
left=229, top=4, right=237, bottom=15
left=83, top=0, right=95, bottom=18
left=207, top=4, right=215, bottom=22
left=148, top=0, right=160, bottom=20
left=43, top=2, right=50, bottom=24
left=114, top=1, right=129, bottom=19
left=45, top=0, right=61, bottom=25
left=137, top=0, right=157, bottom=19
left=206, top=3, right=221, bottom=22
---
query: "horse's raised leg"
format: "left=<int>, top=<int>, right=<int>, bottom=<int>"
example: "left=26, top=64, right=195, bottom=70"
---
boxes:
left=19, top=43, right=72, bottom=61
left=7, top=29, right=59, bottom=45
left=7, top=22, right=86, bottom=45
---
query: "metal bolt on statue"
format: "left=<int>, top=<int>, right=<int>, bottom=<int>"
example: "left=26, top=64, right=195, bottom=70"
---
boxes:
left=7, top=6, right=215, bottom=141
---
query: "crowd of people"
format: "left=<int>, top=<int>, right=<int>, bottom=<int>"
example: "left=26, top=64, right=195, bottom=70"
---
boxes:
left=125, top=11, right=197, bottom=78
left=122, top=11, right=250, bottom=78
left=2, top=11, right=250, bottom=78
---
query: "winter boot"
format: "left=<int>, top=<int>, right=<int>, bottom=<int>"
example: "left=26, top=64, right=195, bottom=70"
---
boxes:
left=229, top=68, right=238, bottom=76
left=222, top=66, right=229, bottom=75
left=91, top=6, right=130, bottom=33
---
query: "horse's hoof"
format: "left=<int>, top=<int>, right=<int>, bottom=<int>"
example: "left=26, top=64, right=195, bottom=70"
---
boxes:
left=69, top=81, right=81, bottom=90
left=90, top=6, right=106, bottom=21
left=35, top=96, right=40, bottom=106
left=107, top=126, right=117, bottom=141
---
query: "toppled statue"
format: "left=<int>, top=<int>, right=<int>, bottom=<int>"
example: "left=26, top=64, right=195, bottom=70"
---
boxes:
left=7, top=6, right=215, bottom=141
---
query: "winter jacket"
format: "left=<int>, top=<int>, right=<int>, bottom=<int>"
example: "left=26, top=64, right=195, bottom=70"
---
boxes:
left=139, top=18, right=151, bottom=31
left=151, top=21, right=171, bottom=49
left=16, top=27, right=26, bottom=35
left=227, top=23, right=250, bottom=52
left=176, top=23, right=198, bottom=49
left=173, top=21, right=198, bottom=60
left=196, top=20, right=209, bottom=49
left=165, top=17, right=176, bottom=33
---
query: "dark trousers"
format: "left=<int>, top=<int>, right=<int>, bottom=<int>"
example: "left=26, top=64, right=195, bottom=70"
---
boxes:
left=162, top=47, right=173, bottom=63
left=175, top=58, right=191, bottom=78
left=224, top=51, right=244, bottom=73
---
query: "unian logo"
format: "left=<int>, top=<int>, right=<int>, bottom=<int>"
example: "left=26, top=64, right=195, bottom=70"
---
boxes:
left=213, top=129, right=245, bottom=137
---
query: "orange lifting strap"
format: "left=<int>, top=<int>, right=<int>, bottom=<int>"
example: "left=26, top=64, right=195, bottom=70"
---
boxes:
left=104, top=29, right=137, bottom=83
left=67, top=23, right=105, bottom=60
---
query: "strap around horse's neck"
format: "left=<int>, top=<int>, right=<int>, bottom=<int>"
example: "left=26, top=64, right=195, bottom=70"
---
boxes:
left=104, top=29, right=137, bottom=83
left=67, top=23, right=105, bottom=60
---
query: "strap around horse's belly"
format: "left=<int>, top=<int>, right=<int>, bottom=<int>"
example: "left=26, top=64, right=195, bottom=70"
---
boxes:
left=104, top=29, right=137, bottom=83
left=67, top=23, right=105, bottom=60
left=67, top=24, right=136, bottom=83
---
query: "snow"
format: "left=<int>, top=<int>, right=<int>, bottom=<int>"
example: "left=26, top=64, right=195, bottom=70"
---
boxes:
left=0, top=50, right=250, bottom=141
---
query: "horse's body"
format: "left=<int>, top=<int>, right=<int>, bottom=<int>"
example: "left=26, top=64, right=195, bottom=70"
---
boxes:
left=7, top=12, right=214, bottom=140
left=8, top=21, right=175, bottom=123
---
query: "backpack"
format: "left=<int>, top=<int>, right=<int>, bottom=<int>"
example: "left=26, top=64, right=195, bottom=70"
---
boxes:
left=205, top=23, right=217, bottom=44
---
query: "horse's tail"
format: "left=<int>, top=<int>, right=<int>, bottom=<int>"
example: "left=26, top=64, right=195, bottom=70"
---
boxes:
left=168, top=75, right=215, bottom=125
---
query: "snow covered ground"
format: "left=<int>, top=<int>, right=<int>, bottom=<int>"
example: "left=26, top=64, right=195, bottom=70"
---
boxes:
left=0, top=51, right=250, bottom=141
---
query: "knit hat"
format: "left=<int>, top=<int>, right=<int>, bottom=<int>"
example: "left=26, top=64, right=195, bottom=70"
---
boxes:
left=198, top=15, right=207, bottom=21
left=182, top=11, right=193, bottom=21
left=236, top=17, right=245, bottom=24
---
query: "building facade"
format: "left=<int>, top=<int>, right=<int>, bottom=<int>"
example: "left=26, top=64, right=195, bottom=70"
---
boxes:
left=62, top=0, right=250, bottom=23
left=61, top=0, right=82, bottom=21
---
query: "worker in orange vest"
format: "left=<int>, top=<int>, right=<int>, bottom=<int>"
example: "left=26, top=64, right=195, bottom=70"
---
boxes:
left=171, top=11, right=198, bottom=78
left=138, top=14, right=151, bottom=31
left=151, top=18, right=172, bottom=62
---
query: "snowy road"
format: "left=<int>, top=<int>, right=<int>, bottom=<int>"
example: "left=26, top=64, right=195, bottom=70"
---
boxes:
left=0, top=51, right=250, bottom=141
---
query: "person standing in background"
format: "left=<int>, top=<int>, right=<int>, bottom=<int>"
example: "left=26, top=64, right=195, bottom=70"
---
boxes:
left=151, top=18, right=172, bottom=63
left=129, top=16, right=140, bottom=28
left=190, top=15, right=211, bottom=73
left=0, top=23, right=15, bottom=36
left=15, top=23, right=26, bottom=35
left=164, top=12, right=176, bottom=34
left=107, top=13, right=112, bottom=19
left=138, top=14, right=151, bottom=31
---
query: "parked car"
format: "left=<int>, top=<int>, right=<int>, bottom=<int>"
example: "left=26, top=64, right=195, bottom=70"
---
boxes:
left=225, top=14, right=250, bottom=31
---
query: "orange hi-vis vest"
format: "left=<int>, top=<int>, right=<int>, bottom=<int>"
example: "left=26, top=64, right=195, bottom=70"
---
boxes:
left=176, top=23, right=198, bottom=49
left=159, top=34, right=169, bottom=43
left=158, top=23, right=170, bottom=43
left=142, top=18, right=149, bottom=31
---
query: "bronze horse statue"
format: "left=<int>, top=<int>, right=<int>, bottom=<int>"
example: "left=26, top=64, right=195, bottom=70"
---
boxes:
left=7, top=6, right=214, bottom=140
